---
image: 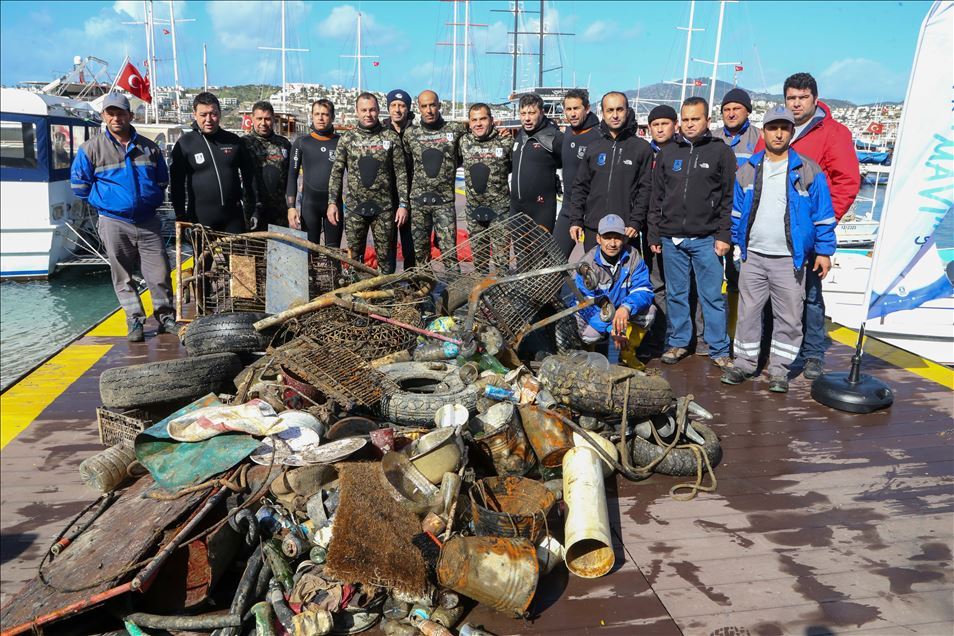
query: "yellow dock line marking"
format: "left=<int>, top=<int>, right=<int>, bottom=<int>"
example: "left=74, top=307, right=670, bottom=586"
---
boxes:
left=828, top=324, right=954, bottom=390
left=0, top=344, right=112, bottom=450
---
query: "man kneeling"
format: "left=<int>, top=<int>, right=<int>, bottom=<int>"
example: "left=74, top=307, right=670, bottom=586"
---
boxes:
left=722, top=107, right=836, bottom=392
left=574, top=214, right=656, bottom=369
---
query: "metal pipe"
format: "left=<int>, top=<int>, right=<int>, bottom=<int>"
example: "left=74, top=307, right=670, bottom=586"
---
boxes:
left=562, top=446, right=614, bottom=578
left=1, top=581, right=132, bottom=636
left=121, top=611, right=241, bottom=630
left=130, top=487, right=229, bottom=591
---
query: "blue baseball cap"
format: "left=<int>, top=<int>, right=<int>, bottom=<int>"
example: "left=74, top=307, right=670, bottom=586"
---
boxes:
left=386, top=89, right=411, bottom=108
left=102, top=92, right=131, bottom=112
left=598, top=214, right=627, bottom=236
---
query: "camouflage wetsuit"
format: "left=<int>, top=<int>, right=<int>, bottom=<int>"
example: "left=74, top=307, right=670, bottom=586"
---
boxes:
left=328, top=121, right=408, bottom=274
left=242, top=131, right=291, bottom=227
left=459, top=126, right=513, bottom=272
left=404, top=117, right=466, bottom=266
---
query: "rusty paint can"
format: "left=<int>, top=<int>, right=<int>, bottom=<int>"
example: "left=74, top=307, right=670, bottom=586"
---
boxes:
left=473, top=403, right=536, bottom=477
left=516, top=404, right=573, bottom=468
left=470, top=476, right=556, bottom=543
left=437, top=536, right=539, bottom=617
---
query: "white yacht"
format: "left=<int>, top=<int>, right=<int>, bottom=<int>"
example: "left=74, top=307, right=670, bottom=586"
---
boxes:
left=0, top=88, right=104, bottom=278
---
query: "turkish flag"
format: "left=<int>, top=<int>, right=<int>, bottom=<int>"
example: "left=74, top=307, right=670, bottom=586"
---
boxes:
left=162, top=28, right=171, bottom=35
left=372, top=61, right=380, bottom=67
left=734, top=65, right=744, bottom=72
left=693, top=80, right=703, bottom=87
left=866, top=122, right=885, bottom=135
left=241, top=114, right=253, bottom=132
left=116, top=61, right=152, bottom=103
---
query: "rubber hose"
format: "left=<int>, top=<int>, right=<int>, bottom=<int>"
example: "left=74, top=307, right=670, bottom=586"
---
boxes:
left=267, top=578, right=296, bottom=632
left=121, top=611, right=241, bottom=630
left=229, top=508, right=259, bottom=545
left=231, top=544, right=264, bottom=616
left=242, top=558, right=273, bottom=624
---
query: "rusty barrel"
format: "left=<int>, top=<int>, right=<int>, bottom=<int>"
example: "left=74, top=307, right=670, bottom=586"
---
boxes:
left=471, top=476, right=556, bottom=543
left=437, top=536, right=539, bottom=617
left=516, top=404, right=573, bottom=468
left=473, top=403, right=536, bottom=476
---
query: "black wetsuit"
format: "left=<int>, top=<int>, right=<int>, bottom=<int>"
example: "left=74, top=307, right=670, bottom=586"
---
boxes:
left=383, top=115, right=415, bottom=270
left=286, top=126, right=343, bottom=247
left=510, top=117, right=563, bottom=232
left=555, top=111, right=601, bottom=257
left=170, top=123, right=257, bottom=233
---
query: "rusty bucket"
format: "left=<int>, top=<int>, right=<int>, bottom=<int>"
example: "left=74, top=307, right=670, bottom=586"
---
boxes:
left=516, top=404, right=573, bottom=468
left=437, top=536, right=539, bottom=617
left=471, top=476, right=556, bottom=543
left=473, top=403, right=536, bottom=476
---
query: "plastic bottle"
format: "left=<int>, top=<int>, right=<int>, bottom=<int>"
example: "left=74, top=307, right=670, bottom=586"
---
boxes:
left=79, top=444, right=137, bottom=493
left=414, top=341, right=460, bottom=361
left=458, top=624, right=497, bottom=636
left=483, top=385, right=519, bottom=402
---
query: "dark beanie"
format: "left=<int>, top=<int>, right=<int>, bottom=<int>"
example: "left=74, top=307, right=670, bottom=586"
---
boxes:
left=386, top=89, right=411, bottom=108
left=721, top=87, right=752, bottom=112
left=648, top=104, right=678, bottom=124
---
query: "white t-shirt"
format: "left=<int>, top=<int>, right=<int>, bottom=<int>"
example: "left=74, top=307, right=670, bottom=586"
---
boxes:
left=749, top=158, right=791, bottom=256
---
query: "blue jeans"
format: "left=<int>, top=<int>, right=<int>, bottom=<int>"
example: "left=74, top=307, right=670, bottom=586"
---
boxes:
left=798, top=258, right=827, bottom=362
left=661, top=236, right=730, bottom=358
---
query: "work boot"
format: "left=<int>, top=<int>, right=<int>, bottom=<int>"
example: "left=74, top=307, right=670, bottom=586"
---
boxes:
left=661, top=347, right=689, bottom=365
left=711, top=356, right=734, bottom=370
left=803, top=358, right=824, bottom=380
left=768, top=377, right=790, bottom=393
left=127, top=318, right=145, bottom=343
left=618, top=324, right=647, bottom=371
left=721, top=366, right=750, bottom=385
left=157, top=316, right=179, bottom=335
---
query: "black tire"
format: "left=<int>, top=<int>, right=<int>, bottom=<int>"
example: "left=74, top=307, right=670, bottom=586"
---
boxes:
left=629, top=421, right=722, bottom=476
left=182, top=312, right=270, bottom=357
left=378, top=361, right=479, bottom=426
left=537, top=354, right=673, bottom=419
left=100, top=352, right=244, bottom=409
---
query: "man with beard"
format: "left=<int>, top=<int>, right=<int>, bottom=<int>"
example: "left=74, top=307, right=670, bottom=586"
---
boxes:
left=404, top=90, right=466, bottom=266
left=286, top=99, right=342, bottom=246
left=383, top=88, right=416, bottom=270
left=554, top=88, right=600, bottom=258
left=510, top=93, right=563, bottom=232
left=458, top=102, right=512, bottom=272
left=242, top=101, right=291, bottom=229
left=327, top=92, right=409, bottom=274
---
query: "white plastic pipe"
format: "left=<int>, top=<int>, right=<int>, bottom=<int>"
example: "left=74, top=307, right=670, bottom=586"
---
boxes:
left=572, top=431, right=618, bottom=478
left=562, top=446, right=614, bottom=578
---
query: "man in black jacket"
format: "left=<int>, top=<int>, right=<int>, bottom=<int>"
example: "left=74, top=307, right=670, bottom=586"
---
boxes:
left=510, top=93, right=563, bottom=233
left=565, top=91, right=653, bottom=254
left=554, top=88, right=600, bottom=258
left=648, top=96, right=736, bottom=370
left=384, top=89, right=416, bottom=271
left=170, top=92, right=257, bottom=233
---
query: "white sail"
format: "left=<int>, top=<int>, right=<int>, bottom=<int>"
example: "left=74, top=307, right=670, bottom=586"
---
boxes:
left=863, top=1, right=954, bottom=322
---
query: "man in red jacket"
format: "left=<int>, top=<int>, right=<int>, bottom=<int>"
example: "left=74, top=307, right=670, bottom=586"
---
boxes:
left=755, top=72, right=860, bottom=379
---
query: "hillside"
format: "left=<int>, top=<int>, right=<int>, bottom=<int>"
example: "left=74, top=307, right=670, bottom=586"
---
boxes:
left=624, top=78, right=856, bottom=109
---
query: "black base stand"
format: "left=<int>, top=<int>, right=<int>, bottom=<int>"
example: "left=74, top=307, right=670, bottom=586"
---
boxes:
left=811, top=325, right=894, bottom=414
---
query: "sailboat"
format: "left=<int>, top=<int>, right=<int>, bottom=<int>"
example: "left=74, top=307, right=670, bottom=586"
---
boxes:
left=822, top=0, right=954, bottom=365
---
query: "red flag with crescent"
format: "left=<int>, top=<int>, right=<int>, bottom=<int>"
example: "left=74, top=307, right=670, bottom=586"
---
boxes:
left=734, top=65, right=744, bottom=72
left=116, top=61, right=152, bottom=103
left=866, top=122, right=885, bottom=135
left=241, top=114, right=253, bottom=132
left=693, top=79, right=703, bottom=87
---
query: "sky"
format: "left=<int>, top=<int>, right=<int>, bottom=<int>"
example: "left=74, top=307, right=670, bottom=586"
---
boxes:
left=0, top=1, right=931, bottom=106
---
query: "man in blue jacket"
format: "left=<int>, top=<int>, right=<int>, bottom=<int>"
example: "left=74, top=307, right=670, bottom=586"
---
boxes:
left=574, top=214, right=655, bottom=369
left=71, top=92, right=175, bottom=342
left=722, top=107, right=836, bottom=392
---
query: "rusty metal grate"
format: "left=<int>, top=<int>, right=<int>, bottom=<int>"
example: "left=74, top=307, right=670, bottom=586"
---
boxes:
left=403, top=213, right=570, bottom=342
left=290, top=304, right=423, bottom=362
left=180, top=225, right=352, bottom=317
left=271, top=336, right=398, bottom=409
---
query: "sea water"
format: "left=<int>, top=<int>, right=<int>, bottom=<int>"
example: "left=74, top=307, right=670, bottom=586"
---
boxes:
left=0, top=269, right=118, bottom=390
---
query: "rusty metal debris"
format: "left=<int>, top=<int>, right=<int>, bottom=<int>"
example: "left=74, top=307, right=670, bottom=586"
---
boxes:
left=4, top=215, right=721, bottom=636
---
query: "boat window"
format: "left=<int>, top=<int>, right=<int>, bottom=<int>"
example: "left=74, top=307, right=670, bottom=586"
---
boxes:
left=71, top=125, right=88, bottom=154
left=0, top=121, right=38, bottom=169
left=51, top=124, right=71, bottom=170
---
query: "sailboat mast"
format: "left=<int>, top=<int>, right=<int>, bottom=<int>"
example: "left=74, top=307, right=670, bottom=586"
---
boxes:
left=203, top=43, right=208, bottom=92
left=463, top=0, right=470, bottom=112
left=452, top=0, right=458, bottom=119
left=357, top=12, right=363, bottom=93
left=708, top=0, right=727, bottom=115
left=281, top=0, right=287, bottom=112
left=168, top=0, right=181, bottom=122
left=679, top=0, right=696, bottom=107
left=538, top=0, right=544, bottom=87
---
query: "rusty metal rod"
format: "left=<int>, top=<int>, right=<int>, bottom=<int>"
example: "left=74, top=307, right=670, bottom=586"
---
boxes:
left=1, top=581, right=133, bottom=636
left=130, top=486, right=229, bottom=592
left=366, top=312, right=463, bottom=345
left=512, top=298, right=595, bottom=350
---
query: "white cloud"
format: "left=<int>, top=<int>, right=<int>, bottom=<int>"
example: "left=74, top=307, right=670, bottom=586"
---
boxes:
left=316, top=4, right=400, bottom=44
left=818, top=58, right=906, bottom=104
left=580, top=20, right=613, bottom=43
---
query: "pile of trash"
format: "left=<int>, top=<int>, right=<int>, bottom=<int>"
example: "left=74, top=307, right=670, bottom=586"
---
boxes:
left=10, top=215, right=723, bottom=636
